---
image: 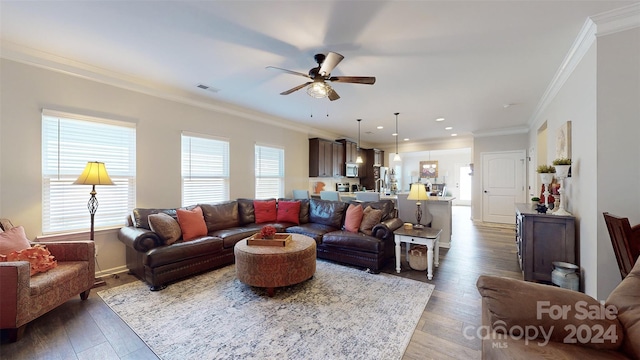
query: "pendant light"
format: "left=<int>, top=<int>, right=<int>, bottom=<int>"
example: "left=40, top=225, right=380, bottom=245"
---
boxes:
left=393, top=112, right=402, bottom=162
left=356, top=119, right=363, bottom=164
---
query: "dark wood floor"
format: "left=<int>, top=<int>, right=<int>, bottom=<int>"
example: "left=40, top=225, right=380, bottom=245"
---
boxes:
left=0, top=206, right=521, bottom=359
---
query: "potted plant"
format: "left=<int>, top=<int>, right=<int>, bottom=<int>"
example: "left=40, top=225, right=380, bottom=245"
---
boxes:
left=552, top=158, right=571, bottom=179
left=536, top=165, right=555, bottom=208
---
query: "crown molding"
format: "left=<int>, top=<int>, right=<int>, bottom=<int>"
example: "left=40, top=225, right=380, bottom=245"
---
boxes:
left=0, top=40, right=328, bottom=137
left=528, top=3, right=640, bottom=128
left=528, top=18, right=597, bottom=127
left=591, top=2, right=640, bottom=37
left=472, top=126, right=529, bottom=138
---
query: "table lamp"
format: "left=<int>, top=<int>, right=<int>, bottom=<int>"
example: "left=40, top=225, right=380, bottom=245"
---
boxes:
left=407, top=182, right=429, bottom=228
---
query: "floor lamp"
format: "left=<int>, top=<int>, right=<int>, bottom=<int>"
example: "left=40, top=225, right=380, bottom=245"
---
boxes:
left=407, top=182, right=429, bottom=229
left=74, top=161, right=114, bottom=288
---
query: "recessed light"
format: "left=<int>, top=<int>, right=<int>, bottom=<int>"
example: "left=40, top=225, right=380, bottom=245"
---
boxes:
left=377, top=126, right=384, bottom=129
left=445, top=126, right=453, bottom=130
left=451, top=133, right=458, bottom=137
left=403, top=138, right=410, bottom=141
left=436, top=117, right=445, bottom=122
left=392, top=133, right=398, bottom=136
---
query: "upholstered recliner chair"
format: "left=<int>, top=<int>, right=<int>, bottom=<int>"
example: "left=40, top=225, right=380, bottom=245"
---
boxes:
left=0, top=219, right=95, bottom=342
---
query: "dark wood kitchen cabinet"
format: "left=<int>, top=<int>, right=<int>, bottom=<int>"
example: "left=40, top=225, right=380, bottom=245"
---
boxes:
left=309, top=138, right=340, bottom=177
left=515, top=204, right=576, bottom=283
left=337, top=139, right=359, bottom=164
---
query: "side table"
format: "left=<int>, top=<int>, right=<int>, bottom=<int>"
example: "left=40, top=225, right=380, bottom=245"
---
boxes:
left=394, top=227, right=442, bottom=280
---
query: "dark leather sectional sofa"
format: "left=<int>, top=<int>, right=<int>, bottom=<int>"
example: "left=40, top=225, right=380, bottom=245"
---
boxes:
left=118, top=198, right=403, bottom=290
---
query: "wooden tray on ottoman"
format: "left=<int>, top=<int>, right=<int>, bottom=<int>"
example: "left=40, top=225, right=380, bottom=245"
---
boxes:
left=247, top=233, right=292, bottom=247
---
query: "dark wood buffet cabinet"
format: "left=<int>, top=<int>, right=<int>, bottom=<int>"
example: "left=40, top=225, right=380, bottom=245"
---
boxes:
left=515, top=204, right=577, bottom=283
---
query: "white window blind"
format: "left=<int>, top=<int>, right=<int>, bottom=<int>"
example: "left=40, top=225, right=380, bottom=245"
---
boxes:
left=182, top=133, right=229, bottom=206
left=42, top=111, right=136, bottom=234
left=255, top=145, right=284, bottom=199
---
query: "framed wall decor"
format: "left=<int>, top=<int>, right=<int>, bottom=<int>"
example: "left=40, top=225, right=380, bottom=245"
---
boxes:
left=556, top=121, right=572, bottom=159
left=420, top=160, right=438, bottom=178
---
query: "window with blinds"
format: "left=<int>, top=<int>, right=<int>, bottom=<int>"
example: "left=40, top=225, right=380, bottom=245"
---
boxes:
left=182, top=133, right=229, bottom=206
left=42, top=110, right=136, bottom=234
left=255, top=145, right=284, bottom=199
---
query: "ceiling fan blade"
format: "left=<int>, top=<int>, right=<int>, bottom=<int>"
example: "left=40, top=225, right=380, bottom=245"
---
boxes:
left=329, top=76, right=376, bottom=85
left=328, top=89, right=340, bottom=101
left=266, top=66, right=311, bottom=79
left=319, top=52, right=344, bottom=76
left=280, top=82, right=312, bottom=95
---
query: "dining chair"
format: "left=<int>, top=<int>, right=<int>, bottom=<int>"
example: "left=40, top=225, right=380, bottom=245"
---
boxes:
left=292, top=189, right=310, bottom=199
left=603, top=212, right=640, bottom=279
left=319, top=191, right=341, bottom=201
left=355, top=191, right=380, bottom=202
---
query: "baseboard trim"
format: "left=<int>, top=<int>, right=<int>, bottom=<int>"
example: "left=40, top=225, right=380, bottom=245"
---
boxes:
left=96, top=265, right=128, bottom=278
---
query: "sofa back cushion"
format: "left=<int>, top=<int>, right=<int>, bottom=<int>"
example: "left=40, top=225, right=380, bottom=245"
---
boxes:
left=607, top=258, right=640, bottom=358
left=132, top=208, right=177, bottom=230
left=200, top=201, right=239, bottom=232
left=237, top=199, right=255, bottom=225
left=309, top=199, right=348, bottom=229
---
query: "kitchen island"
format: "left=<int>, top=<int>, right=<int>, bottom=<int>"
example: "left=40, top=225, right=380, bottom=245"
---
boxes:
left=396, top=193, right=455, bottom=248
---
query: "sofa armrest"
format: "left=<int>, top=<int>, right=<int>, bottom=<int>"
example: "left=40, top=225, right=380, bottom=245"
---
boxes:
left=118, top=226, right=162, bottom=252
left=0, top=262, right=31, bottom=329
left=40, top=241, right=95, bottom=262
left=372, top=218, right=404, bottom=239
left=477, top=275, right=624, bottom=350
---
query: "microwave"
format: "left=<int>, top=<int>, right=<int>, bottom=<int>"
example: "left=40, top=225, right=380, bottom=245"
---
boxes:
left=345, top=163, right=359, bottom=177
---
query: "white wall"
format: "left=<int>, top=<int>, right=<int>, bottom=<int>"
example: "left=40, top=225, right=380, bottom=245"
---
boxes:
left=530, top=43, right=598, bottom=296
left=596, top=27, right=640, bottom=298
left=0, top=59, right=310, bottom=274
left=529, top=27, right=640, bottom=299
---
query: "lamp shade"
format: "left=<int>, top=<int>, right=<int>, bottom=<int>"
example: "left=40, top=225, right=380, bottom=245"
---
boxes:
left=73, top=161, right=114, bottom=186
left=407, top=183, right=429, bottom=201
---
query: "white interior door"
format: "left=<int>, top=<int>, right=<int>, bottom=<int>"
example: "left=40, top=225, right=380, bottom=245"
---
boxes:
left=482, top=150, right=526, bottom=224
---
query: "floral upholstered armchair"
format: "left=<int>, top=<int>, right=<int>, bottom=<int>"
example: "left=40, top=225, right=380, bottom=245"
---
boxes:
left=0, top=219, right=95, bottom=342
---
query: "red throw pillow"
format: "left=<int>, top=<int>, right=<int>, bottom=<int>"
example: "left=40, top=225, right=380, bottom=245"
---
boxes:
left=0, top=226, right=31, bottom=255
left=176, top=206, right=208, bottom=241
left=344, top=204, right=364, bottom=233
left=254, top=199, right=277, bottom=224
left=277, top=201, right=301, bottom=225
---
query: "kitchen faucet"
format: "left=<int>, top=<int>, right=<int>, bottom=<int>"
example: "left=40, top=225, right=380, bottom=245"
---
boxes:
left=375, top=178, right=385, bottom=193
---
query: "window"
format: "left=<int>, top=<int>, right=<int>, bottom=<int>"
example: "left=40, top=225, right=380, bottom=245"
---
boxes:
left=255, top=144, right=284, bottom=199
left=42, top=110, right=136, bottom=234
left=182, top=133, right=229, bottom=206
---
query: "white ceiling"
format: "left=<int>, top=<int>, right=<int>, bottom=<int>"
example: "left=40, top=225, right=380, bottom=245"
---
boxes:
left=1, top=1, right=635, bottom=146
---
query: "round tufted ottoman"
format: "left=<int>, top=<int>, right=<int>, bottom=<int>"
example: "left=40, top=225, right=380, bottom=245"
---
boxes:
left=234, top=234, right=316, bottom=296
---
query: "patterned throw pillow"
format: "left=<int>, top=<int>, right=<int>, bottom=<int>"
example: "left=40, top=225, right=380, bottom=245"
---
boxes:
left=276, top=201, right=301, bottom=225
left=176, top=206, right=208, bottom=241
left=344, top=204, right=364, bottom=233
left=148, top=213, right=182, bottom=245
left=0, top=226, right=31, bottom=255
left=359, top=206, right=383, bottom=236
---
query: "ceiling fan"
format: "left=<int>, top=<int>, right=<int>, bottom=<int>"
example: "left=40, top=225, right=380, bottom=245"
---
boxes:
left=266, top=52, right=376, bottom=101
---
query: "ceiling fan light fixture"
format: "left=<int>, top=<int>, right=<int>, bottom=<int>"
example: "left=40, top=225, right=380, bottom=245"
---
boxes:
left=306, top=82, right=332, bottom=98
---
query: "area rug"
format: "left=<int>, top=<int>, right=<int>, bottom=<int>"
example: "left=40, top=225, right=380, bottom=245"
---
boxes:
left=98, top=260, right=434, bottom=360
